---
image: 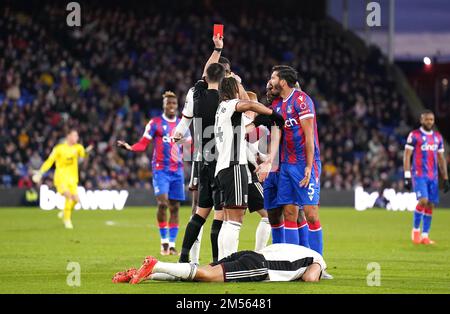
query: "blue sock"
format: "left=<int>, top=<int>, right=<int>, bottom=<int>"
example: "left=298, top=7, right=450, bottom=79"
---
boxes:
left=169, top=224, right=179, bottom=247
left=271, top=223, right=285, bottom=244
left=413, top=204, right=424, bottom=229
left=308, top=221, right=323, bottom=255
left=285, top=221, right=299, bottom=245
left=298, top=221, right=310, bottom=248
left=422, top=208, right=432, bottom=235
left=158, top=222, right=168, bottom=243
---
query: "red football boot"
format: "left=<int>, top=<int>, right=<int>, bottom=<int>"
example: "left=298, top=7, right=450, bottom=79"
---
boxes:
left=112, top=268, right=137, bottom=283
left=130, top=256, right=158, bottom=284
left=411, top=229, right=421, bottom=244
left=421, top=237, right=435, bottom=245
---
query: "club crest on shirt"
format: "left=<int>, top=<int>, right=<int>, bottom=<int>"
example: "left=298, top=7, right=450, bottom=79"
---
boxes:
left=287, top=105, right=292, bottom=114
left=298, top=94, right=307, bottom=110
left=163, top=125, right=167, bottom=131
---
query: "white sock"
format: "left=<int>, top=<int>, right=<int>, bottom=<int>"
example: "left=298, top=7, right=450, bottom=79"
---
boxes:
left=217, top=221, right=227, bottom=261
left=190, top=226, right=203, bottom=264
left=422, top=232, right=429, bottom=238
left=222, top=220, right=241, bottom=258
left=152, top=262, right=197, bottom=281
left=255, top=217, right=271, bottom=251
left=169, top=242, right=176, bottom=248
left=147, top=273, right=179, bottom=281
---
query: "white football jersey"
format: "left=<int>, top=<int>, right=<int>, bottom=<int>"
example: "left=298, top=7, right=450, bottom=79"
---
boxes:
left=182, top=87, right=194, bottom=118
left=258, top=243, right=326, bottom=282
left=214, top=98, right=248, bottom=176
left=178, top=87, right=202, bottom=162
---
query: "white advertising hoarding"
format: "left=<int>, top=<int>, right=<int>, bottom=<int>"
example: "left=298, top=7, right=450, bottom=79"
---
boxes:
left=354, top=186, right=417, bottom=211
left=39, top=185, right=129, bottom=210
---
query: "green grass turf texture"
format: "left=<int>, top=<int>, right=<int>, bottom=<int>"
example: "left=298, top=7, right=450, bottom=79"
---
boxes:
left=0, top=206, right=449, bottom=294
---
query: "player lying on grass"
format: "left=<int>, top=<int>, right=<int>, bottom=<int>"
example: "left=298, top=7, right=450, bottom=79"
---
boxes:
left=112, top=243, right=326, bottom=283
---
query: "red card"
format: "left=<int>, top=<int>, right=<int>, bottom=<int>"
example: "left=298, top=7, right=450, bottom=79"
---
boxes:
left=213, top=24, right=224, bottom=37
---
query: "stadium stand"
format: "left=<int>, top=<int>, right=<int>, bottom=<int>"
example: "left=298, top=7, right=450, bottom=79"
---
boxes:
left=0, top=1, right=433, bottom=192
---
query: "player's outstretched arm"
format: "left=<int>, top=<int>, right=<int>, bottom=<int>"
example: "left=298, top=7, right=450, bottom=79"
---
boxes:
left=85, top=144, right=94, bottom=154
left=33, top=148, right=57, bottom=183
left=117, top=137, right=151, bottom=152
left=236, top=100, right=284, bottom=128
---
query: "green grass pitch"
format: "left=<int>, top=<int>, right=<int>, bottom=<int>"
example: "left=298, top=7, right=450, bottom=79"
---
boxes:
left=0, top=206, right=449, bottom=294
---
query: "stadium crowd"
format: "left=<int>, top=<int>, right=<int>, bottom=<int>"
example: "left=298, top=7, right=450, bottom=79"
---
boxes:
left=1, top=2, right=424, bottom=191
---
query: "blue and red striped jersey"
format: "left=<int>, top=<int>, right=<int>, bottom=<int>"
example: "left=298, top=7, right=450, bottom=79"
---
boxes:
left=143, top=114, right=185, bottom=172
left=405, top=128, right=444, bottom=179
left=272, top=89, right=320, bottom=165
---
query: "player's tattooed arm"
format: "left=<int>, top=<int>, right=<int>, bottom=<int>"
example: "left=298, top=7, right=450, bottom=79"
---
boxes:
left=299, top=118, right=314, bottom=188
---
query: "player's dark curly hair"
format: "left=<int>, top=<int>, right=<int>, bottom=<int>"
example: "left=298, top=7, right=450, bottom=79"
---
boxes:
left=219, top=77, right=239, bottom=101
left=272, top=65, right=298, bottom=88
left=206, top=63, right=226, bottom=83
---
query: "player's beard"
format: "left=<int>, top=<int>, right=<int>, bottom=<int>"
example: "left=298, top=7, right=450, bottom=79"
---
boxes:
left=271, top=83, right=282, bottom=97
left=422, top=123, right=433, bottom=131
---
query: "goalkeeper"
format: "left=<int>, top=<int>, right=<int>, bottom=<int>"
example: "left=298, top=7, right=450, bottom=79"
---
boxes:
left=33, top=129, right=92, bottom=229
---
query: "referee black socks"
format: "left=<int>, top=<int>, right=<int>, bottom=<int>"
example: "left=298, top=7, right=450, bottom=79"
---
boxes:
left=210, top=219, right=223, bottom=263
left=179, top=214, right=206, bottom=263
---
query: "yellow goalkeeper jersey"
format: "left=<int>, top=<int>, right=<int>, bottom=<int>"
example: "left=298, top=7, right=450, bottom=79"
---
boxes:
left=40, top=142, right=86, bottom=186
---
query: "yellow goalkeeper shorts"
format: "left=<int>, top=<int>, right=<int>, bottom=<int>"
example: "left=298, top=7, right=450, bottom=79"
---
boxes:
left=56, top=182, right=78, bottom=196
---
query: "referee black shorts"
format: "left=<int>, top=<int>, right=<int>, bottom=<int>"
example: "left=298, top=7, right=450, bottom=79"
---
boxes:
left=198, top=161, right=221, bottom=210
left=216, top=164, right=249, bottom=209
left=188, top=161, right=200, bottom=191
left=247, top=164, right=264, bottom=213
left=211, top=250, right=269, bottom=282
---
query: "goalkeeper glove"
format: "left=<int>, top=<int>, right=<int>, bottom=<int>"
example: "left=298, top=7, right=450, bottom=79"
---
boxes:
left=404, top=171, right=412, bottom=191
left=444, top=179, right=450, bottom=193
left=32, top=171, right=42, bottom=184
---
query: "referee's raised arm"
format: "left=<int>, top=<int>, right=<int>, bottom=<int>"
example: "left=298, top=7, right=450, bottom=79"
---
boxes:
left=201, top=35, right=224, bottom=78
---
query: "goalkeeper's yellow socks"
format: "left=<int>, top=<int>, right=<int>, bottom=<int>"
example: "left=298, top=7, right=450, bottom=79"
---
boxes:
left=64, top=199, right=75, bottom=222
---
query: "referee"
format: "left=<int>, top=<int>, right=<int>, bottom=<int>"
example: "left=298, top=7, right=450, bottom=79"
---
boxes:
left=178, top=34, right=225, bottom=263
